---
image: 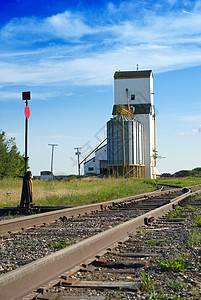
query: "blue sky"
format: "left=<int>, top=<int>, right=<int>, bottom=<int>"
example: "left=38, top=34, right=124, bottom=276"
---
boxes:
left=0, top=0, right=200, bottom=176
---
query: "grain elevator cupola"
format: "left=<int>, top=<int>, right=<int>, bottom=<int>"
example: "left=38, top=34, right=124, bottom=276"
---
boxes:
left=108, top=69, right=158, bottom=179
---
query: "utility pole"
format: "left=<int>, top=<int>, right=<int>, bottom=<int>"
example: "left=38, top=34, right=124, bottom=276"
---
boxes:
left=48, top=144, right=58, bottom=180
left=74, top=147, right=81, bottom=176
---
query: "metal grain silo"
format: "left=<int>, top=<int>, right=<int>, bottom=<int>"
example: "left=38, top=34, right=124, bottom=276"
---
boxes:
left=107, top=115, right=145, bottom=177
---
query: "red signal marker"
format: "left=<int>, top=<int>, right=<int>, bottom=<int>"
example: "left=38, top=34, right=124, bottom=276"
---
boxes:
left=25, top=106, right=30, bottom=119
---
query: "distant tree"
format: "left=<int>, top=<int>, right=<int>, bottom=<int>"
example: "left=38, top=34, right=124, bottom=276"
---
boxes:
left=173, top=170, right=190, bottom=177
left=190, top=167, right=201, bottom=177
left=0, top=130, right=25, bottom=179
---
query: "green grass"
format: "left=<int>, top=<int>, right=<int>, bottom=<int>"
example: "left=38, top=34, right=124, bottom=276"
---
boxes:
left=158, top=254, right=190, bottom=272
left=137, top=226, right=145, bottom=234
left=47, top=238, right=76, bottom=249
left=194, top=214, right=201, bottom=227
left=187, top=228, right=201, bottom=246
left=0, top=177, right=156, bottom=207
left=167, top=279, right=187, bottom=291
left=0, top=176, right=200, bottom=208
left=147, top=239, right=167, bottom=245
left=167, top=206, right=185, bottom=219
left=140, top=272, right=154, bottom=291
left=155, top=176, right=201, bottom=187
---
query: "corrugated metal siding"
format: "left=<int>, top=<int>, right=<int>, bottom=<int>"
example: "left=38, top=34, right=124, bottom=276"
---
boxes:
left=107, top=116, right=144, bottom=165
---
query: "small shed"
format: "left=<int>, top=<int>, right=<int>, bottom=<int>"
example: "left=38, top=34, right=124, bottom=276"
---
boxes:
left=40, top=171, right=53, bottom=180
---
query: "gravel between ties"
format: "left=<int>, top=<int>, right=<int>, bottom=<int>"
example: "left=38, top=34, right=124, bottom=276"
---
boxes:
left=48, top=195, right=201, bottom=299
left=0, top=194, right=169, bottom=274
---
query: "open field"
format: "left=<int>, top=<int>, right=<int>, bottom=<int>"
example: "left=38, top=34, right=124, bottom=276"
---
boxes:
left=0, top=176, right=201, bottom=208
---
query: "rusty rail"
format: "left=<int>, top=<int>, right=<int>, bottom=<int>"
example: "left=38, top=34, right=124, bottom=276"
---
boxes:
left=1, top=188, right=198, bottom=300
left=0, top=188, right=179, bottom=236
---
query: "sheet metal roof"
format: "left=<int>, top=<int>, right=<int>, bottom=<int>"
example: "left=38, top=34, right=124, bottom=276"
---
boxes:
left=114, top=70, right=152, bottom=79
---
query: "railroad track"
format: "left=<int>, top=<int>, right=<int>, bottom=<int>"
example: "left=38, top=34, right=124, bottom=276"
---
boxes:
left=0, top=187, right=200, bottom=299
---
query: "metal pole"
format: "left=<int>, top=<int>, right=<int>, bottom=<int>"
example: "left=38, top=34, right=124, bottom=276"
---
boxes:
left=51, top=146, right=54, bottom=176
left=48, top=144, right=58, bottom=180
left=78, top=152, right=80, bottom=176
left=24, top=99, right=28, bottom=173
left=79, top=138, right=107, bottom=166
left=74, top=147, right=81, bottom=176
left=20, top=93, right=32, bottom=208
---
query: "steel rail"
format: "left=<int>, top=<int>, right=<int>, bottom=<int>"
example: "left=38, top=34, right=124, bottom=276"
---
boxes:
left=0, top=188, right=179, bottom=236
left=1, top=189, right=198, bottom=300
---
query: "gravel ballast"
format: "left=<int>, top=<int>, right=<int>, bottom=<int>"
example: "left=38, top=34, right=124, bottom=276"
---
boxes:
left=47, top=195, right=201, bottom=299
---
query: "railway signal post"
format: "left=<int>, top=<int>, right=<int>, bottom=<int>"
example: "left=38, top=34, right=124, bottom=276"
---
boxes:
left=20, top=91, right=33, bottom=208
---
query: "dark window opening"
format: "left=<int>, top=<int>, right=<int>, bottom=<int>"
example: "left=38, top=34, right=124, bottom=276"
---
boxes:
left=88, top=167, right=94, bottom=171
left=131, top=94, right=135, bottom=101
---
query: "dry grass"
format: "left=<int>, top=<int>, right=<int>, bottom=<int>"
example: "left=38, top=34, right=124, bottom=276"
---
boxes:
left=0, top=177, right=155, bottom=207
left=1, top=176, right=200, bottom=208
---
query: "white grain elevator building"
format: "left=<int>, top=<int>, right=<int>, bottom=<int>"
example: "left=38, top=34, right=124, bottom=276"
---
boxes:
left=111, top=70, right=157, bottom=179
left=84, top=69, right=158, bottom=179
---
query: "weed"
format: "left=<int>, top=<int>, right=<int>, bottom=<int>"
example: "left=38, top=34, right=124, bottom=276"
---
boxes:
left=194, top=214, right=201, bottom=227
left=147, top=290, right=164, bottom=300
left=158, top=254, right=190, bottom=272
left=4, top=211, right=12, bottom=220
left=167, top=206, right=184, bottom=219
left=184, top=204, right=197, bottom=211
left=187, top=228, right=201, bottom=246
left=108, top=291, right=119, bottom=298
left=47, top=239, right=76, bottom=249
left=108, top=252, right=115, bottom=257
left=147, top=240, right=165, bottom=245
left=167, top=297, right=184, bottom=300
left=137, top=226, right=145, bottom=234
left=192, top=290, right=200, bottom=297
left=140, top=272, right=154, bottom=291
left=108, top=287, right=123, bottom=298
left=28, top=209, right=36, bottom=215
left=167, top=279, right=187, bottom=291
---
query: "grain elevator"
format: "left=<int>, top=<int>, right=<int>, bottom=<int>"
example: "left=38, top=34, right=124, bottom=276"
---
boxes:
left=107, top=70, right=157, bottom=179
left=84, top=69, right=158, bottom=179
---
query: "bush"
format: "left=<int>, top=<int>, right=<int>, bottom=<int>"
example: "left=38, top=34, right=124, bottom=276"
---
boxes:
left=0, top=130, right=25, bottom=179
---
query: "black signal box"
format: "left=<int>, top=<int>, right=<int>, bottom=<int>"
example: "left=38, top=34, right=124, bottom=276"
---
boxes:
left=22, top=91, right=31, bottom=100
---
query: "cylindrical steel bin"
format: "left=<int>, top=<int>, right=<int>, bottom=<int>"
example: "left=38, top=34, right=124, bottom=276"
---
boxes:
left=107, top=115, right=144, bottom=165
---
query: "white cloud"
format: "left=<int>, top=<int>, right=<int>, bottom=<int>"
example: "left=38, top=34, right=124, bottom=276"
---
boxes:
left=0, top=44, right=200, bottom=86
left=0, top=11, right=97, bottom=43
left=0, top=1, right=200, bottom=87
left=0, top=91, right=57, bottom=101
left=45, top=11, right=96, bottom=40
left=0, top=91, right=20, bottom=100
left=176, top=125, right=201, bottom=135
left=182, top=9, right=194, bottom=15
